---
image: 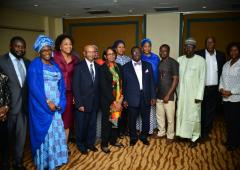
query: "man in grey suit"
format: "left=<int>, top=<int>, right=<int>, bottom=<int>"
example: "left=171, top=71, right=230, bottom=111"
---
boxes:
left=0, top=36, right=30, bottom=170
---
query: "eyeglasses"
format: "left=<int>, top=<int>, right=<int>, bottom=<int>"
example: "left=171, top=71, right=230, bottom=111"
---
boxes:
left=86, top=51, right=96, bottom=54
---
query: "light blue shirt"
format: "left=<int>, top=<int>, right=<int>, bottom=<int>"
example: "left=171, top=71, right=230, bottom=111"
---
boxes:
left=115, top=55, right=131, bottom=66
left=9, top=52, right=26, bottom=87
left=219, top=58, right=240, bottom=102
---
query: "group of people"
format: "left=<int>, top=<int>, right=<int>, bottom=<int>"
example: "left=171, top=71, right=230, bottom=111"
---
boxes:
left=0, top=34, right=239, bottom=170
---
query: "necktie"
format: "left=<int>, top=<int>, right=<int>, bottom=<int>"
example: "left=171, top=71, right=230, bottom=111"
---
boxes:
left=16, top=59, right=26, bottom=86
left=90, top=63, right=95, bottom=81
left=134, top=61, right=141, bottom=66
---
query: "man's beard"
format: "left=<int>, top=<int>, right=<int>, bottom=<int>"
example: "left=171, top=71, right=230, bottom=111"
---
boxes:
left=10, top=49, right=25, bottom=59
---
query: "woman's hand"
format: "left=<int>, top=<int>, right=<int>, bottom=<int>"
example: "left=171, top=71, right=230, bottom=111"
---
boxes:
left=220, top=89, right=232, bottom=98
left=47, top=100, right=56, bottom=112
left=114, top=101, right=123, bottom=112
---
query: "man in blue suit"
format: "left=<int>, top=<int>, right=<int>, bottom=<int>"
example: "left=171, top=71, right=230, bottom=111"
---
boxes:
left=123, top=46, right=156, bottom=146
left=72, top=45, right=100, bottom=154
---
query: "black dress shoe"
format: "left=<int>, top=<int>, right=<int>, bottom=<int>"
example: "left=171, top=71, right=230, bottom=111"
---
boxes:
left=130, top=140, right=137, bottom=146
left=199, top=136, right=211, bottom=143
left=111, top=142, right=124, bottom=148
left=13, top=164, right=26, bottom=170
left=119, top=134, right=124, bottom=139
left=189, top=142, right=197, bottom=148
left=77, top=148, right=88, bottom=155
left=141, top=139, right=150, bottom=145
left=1, top=163, right=9, bottom=170
left=67, top=146, right=71, bottom=155
left=101, top=146, right=110, bottom=153
left=88, top=146, right=98, bottom=152
left=227, top=145, right=237, bottom=151
left=69, top=137, right=76, bottom=143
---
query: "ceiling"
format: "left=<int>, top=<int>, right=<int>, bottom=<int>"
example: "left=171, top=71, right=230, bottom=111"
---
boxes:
left=1, top=0, right=240, bottom=18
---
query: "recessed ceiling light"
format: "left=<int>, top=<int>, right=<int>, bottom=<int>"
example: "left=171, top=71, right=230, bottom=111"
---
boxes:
left=113, top=0, right=118, bottom=3
left=129, top=9, right=133, bottom=13
left=64, top=13, right=70, bottom=16
left=202, top=6, right=207, bottom=9
left=34, top=4, right=39, bottom=7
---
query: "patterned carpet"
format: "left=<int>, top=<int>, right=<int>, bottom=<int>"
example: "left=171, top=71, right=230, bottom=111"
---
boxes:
left=22, top=117, right=240, bottom=170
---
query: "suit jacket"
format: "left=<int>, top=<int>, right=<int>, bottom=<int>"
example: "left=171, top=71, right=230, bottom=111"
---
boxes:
left=100, top=63, right=122, bottom=113
left=72, top=59, right=100, bottom=112
left=0, top=53, right=30, bottom=115
left=195, top=49, right=226, bottom=84
left=122, top=60, right=156, bottom=107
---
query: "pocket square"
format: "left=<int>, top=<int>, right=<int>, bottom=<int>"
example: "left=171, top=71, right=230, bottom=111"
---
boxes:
left=145, top=69, right=149, bottom=73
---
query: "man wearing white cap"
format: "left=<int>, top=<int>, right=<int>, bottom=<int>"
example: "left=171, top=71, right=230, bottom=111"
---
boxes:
left=176, top=38, right=206, bottom=148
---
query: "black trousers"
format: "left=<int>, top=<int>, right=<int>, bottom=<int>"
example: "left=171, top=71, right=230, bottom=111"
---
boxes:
left=201, top=85, right=219, bottom=138
left=101, top=108, right=118, bottom=147
left=8, top=112, right=27, bottom=164
left=75, top=110, right=97, bottom=151
left=118, top=108, right=128, bottom=135
left=223, top=101, right=240, bottom=148
left=128, top=92, right=150, bottom=141
left=0, top=120, right=8, bottom=165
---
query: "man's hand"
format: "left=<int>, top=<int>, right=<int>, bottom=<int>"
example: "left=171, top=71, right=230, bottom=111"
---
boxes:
left=195, top=99, right=202, bottom=103
left=163, top=95, right=170, bottom=103
left=0, top=106, right=9, bottom=122
left=0, top=106, right=8, bottom=115
left=151, top=99, right=156, bottom=106
left=123, top=101, right=128, bottom=109
left=0, top=113, right=7, bottom=122
left=78, top=106, right=85, bottom=112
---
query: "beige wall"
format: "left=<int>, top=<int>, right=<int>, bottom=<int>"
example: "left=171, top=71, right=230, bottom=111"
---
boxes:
left=146, top=13, right=180, bottom=59
left=0, top=8, right=62, bottom=60
left=0, top=8, right=180, bottom=60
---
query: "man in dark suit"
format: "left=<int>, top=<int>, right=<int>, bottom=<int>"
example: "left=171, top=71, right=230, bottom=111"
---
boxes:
left=72, top=45, right=100, bottom=154
left=195, top=36, right=226, bottom=142
left=0, top=36, right=30, bottom=170
left=123, top=46, right=156, bottom=146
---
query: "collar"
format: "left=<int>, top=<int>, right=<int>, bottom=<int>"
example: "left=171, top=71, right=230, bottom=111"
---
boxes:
left=132, top=60, right=142, bottom=66
left=205, top=49, right=216, bottom=56
left=9, top=52, right=19, bottom=61
left=85, top=58, right=94, bottom=66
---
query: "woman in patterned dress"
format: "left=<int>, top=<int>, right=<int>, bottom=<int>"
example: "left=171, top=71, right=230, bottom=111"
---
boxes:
left=136, top=38, right=160, bottom=135
left=28, top=35, right=68, bottom=170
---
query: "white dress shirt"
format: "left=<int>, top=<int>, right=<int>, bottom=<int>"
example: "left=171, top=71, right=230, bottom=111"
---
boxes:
left=205, top=50, right=218, bottom=86
left=219, top=58, right=240, bottom=102
left=9, top=52, right=26, bottom=87
left=132, top=60, right=143, bottom=90
left=85, top=58, right=95, bottom=77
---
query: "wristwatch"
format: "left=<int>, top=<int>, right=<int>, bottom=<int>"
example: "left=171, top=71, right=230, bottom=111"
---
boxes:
left=55, top=106, right=61, bottom=111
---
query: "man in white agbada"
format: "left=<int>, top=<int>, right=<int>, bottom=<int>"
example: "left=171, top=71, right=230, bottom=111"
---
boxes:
left=176, top=38, right=206, bottom=148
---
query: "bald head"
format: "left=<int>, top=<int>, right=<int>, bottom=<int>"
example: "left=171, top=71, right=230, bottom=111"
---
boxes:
left=83, top=45, right=96, bottom=62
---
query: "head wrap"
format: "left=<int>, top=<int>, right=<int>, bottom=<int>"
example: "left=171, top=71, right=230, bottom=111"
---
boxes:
left=141, top=38, right=152, bottom=47
left=185, top=37, right=197, bottom=46
left=33, top=34, right=54, bottom=53
left=112, top=40, right=125, bottom=49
